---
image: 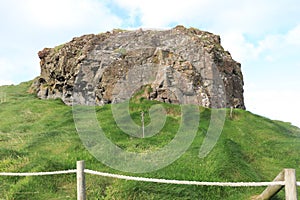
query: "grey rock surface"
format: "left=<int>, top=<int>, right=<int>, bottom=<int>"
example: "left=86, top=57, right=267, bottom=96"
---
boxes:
left=31, top=26, right=245, bottom=109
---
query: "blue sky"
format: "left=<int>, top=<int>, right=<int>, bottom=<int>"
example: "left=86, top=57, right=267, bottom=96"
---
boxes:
left=0, top=0, right=299, bottom=128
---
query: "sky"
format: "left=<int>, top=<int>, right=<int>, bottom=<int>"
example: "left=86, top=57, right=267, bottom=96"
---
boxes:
left=0, top=0, right=299, bottom=128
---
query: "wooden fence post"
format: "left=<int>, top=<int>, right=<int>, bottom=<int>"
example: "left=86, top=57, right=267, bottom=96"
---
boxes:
left=77, top=160, right=86, bottom=200
left=230, top=106, right=233, bottom=119
left=141, top=111, right=145, bottom=138
left=253, top=169, right=285, bottom=200
left=284, top=169, right=298, bottom=200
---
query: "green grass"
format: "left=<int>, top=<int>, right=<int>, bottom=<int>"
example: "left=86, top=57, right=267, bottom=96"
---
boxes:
left=0, top=81, right=299, bottom=199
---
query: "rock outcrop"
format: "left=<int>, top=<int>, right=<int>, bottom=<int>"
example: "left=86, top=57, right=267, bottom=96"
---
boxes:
left=31, top=26, right=245, bottom=109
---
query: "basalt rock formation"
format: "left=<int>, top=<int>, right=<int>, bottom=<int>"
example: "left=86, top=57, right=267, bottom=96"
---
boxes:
left=31, top=26, right=245, bottom=109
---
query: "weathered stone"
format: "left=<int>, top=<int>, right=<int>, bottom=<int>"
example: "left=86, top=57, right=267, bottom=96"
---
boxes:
left=30, top=26, right=245, bottom=109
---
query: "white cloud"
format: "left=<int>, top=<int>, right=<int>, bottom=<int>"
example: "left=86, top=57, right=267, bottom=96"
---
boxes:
left=0, top=58, right=17, bottom=78
left=0, top=0, right=122, bottom=85
left=18, top=0, right=122, bottom=30
left=0, top=0, right=122, bottom=31
left=0, top=58, right=17, bottom=86
left=0, top=55, right=40, bottom=85
left=286, top=25, right=300, bottom=45
left=220, top=23, right=300, bottom=64
left=113, top=0, right=300, bottom=34
left=245, top=89, right=300, bottom=128
left=221, top=32, right=258, bottom=63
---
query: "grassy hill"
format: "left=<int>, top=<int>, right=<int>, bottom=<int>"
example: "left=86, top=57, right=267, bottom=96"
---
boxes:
left=0, top=81, right=299, bottom=199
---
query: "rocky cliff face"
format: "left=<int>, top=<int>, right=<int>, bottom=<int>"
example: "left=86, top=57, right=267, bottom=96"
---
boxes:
left=31, top=26, right=245, bottom=109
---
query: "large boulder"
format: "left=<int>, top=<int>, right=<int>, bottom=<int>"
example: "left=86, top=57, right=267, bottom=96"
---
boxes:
left=31, top=26, right=245, bottom=109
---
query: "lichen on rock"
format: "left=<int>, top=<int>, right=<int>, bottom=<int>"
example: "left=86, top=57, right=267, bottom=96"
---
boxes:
left=31, top=25, right=245, bottom=109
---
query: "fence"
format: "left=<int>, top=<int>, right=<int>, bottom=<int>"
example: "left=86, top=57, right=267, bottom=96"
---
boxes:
left=0, top=160, right=299, bottom=200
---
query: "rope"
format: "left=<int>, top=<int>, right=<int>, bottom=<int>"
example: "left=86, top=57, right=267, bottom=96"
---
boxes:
left=0, top=168, right=298, bottom=187
left=0, top=169, right=76, bottom=176
left=84, top=169, right=285, bottom=187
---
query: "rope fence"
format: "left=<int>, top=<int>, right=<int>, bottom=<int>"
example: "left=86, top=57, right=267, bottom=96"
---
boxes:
left=0, top=169, right=76, bottom=176
left=0, top=160, right=298, bottom=200
left=0, top=168, right=290, bottom=187
left=84, top=169, right=286, bottom=187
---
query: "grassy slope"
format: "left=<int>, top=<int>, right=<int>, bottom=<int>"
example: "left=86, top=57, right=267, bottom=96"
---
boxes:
left=0, top=81, right=299, bottom=200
